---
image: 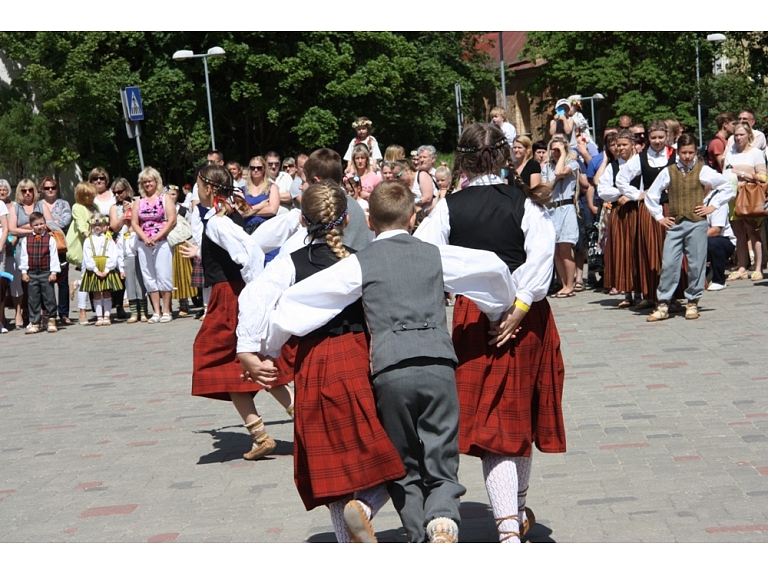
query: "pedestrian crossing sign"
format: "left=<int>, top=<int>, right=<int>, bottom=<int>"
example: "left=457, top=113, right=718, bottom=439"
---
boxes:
left=121, top=86, right=144, bottom=121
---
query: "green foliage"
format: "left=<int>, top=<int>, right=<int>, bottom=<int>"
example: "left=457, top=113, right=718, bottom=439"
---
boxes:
left=521, top=32, right=763, bottom=139
left=0, top=32, right=494, bottom=186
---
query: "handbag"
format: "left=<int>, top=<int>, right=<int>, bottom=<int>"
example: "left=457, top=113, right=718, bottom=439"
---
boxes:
left=167, top=213, right=193, bottom=247
left=734, top=180, right=768, bottom=218
left=48, top=226, right=67, bottom=253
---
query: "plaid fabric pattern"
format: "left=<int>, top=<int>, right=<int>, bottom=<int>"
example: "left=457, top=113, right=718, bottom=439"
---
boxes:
left=274, top=336, right=298, bottom=386
left=26, top=234, right=51, bottom=271
left=190, top=257, right=204, bottom=288
left=452, top=296, right=566, bottom=458
left=192, top=280, right=265, bottom=400
left=292, top=331, right=404, bottom=510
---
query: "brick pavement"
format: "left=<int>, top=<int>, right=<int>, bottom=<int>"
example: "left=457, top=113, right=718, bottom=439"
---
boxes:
left=1, top=279, right=767, bottom=542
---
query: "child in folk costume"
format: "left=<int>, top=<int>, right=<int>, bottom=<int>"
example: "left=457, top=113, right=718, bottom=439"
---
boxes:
left=343, top=117, right=382, bottom=174
left=415, top=122, right=565, bottom=544
left=246, top=180, right=517, bottom=543
left=189, top=165, right=278, bottom=461
left=237, top=180, right=405, bottom=543
left=18, top=211, right=61, bottom=334
left=81, top=214, right=123, bottom=326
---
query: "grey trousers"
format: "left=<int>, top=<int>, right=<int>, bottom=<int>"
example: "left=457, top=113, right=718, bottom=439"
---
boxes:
left=27, top=270, right=58, bottom=324
left=372, top=358, right=466, bottom=543
left=657, top=219, right=708, bottom=303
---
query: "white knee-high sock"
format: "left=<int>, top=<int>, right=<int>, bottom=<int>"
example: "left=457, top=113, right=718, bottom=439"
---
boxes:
left=355, top=483, right=390, bottom=520
left=203, top=286, right=211, bottom=307
left=78, top=291, right=89, bottom=311
left=514, top=455, right=532, bottom=525
left=328, top=496, right=353, bottom=543
left=102, top=296, right=112, bottom=318
left=482, top=452, right=520, bottom=543
left=94, top=295, right=103, bottom=318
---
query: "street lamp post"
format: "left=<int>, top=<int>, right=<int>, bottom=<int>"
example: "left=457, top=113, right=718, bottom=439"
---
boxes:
left=172, top=46, right=226, bottom=150
left=696, top=33, right=726, bottom=148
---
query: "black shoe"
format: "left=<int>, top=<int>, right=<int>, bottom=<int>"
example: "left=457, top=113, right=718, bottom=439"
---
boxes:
left=116, top=306, right=128, bottom=319
left=195, top=308, right=206, bottom=320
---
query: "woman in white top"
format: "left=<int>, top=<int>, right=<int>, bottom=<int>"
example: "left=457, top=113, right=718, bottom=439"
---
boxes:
left=391, top=159, right=435, bottom=216
left=724, top=122, right=768, bottom=281
left=0, top=180, right=10, bottom=333
left=90, top=168, right=116, bottom=217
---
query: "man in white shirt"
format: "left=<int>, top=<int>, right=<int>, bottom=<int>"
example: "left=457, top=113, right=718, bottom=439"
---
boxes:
left=266, top=151, right=294, bottom=212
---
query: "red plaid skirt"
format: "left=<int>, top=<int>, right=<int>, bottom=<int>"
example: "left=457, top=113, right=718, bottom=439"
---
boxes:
left=292, top=330, right=405, bottom=510
left=274, top=336, right=299, bottom=386
left=190, top=257, right=204, bottom=288
left=452, top=296, right=566, bottom=458
left=192, top=280, right=265, bottom=400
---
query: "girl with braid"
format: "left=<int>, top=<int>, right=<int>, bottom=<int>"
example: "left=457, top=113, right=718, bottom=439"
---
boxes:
left=237, top=180, right=403, bottom=543
left=415, top=122, right=566, bottom=543
left=190, top=164, right=280, bottom=461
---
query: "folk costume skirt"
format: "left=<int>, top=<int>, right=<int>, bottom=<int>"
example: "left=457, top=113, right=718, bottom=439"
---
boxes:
left=192, top=280, right=265, bottom=400
left=172, top=244, right=196, bottom=300
left=190, top=257, right=204, bottom=289
left=605, top=200, right=639, bottom=294
left=452, top=296, right=566, bottom=458
left=637, top=202, right=664, bottom=300
left=274, top=335, right=299, bottom=386
left=80, top=269, right=123, bottom=293
left=292, top=330, right=404, bottom=511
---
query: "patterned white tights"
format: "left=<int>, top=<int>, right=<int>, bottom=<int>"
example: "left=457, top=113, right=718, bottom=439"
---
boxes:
left=482, top=453, right=533, bottom=543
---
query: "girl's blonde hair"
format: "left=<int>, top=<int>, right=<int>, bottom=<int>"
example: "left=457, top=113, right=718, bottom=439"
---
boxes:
left=384, top=145, right=405, bottom=163
left=301, top=180, right=349, bottom=261
left=74, top=182, right=97, bottom=206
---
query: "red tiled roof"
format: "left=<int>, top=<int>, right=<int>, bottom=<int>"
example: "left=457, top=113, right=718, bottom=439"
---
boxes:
left=476, top=32, right=546, bottom=71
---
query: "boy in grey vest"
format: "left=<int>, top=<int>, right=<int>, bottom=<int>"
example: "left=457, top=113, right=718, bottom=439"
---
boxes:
left=254, top=181, right=516, bottom=542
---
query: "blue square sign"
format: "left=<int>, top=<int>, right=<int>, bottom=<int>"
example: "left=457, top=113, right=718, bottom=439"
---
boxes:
left=122, top=86, right=144, bottom=121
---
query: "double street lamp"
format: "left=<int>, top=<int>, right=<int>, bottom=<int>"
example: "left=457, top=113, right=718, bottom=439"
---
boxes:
left=172, top=46, right=226, bottom=150
left=696, top=33, right=726, bottom=147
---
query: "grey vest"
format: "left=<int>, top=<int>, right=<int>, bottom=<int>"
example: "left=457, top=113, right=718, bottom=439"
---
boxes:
left=355, top=233, right=457, bottom=375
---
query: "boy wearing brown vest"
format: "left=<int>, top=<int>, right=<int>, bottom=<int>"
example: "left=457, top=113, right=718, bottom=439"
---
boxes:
left=644, top=134, right=733, bottom=321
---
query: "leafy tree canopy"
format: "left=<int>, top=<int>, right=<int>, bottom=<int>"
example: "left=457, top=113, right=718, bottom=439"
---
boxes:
left=0, top=32, right=494, bottom=186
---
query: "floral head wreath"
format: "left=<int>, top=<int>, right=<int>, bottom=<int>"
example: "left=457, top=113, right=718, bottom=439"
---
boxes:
left=352, top=119, right=372, bottom=129
left=88, top=214, right=109, bottom=225
left=164, top=185, right=180, bottom=193
left=456, top=137, right=508, bottom=154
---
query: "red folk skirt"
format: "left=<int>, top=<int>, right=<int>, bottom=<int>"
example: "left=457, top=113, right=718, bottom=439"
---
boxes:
left=452, top=296, right=566, bottom=458
left=274, top=336, right=299, bottom=386
left=292, top=330, right=405, bottom=511
left=605, top=200, right=640, bottom=294
left=192, top=280, right=266, bottom=400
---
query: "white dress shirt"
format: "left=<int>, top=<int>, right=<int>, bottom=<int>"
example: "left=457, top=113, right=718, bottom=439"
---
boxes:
left=644, top=158, right=734, bottom=222
left=236, top=230, right=516, bottom=356
left=414, top=175, right=555, bottom=307
left=203, top=210, right=265, bottom=283
left=19, top=234, right=61, bottom=273
left=616, top=147, right=671, bottom=199
left=596, top=157, right=628, bottom=203
left=704, top=189, right=737, bottom=245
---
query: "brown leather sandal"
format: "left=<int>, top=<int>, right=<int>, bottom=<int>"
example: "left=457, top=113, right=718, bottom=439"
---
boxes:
left=521, top=507, right=536, bottom=540
left=495, top=516, right=520, bottom=542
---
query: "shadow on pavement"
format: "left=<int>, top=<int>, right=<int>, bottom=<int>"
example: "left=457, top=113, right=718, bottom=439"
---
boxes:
left=193, top=427, right=293, bottom=464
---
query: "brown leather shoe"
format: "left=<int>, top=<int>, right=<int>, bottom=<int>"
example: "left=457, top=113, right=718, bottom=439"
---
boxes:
left=344, top=500, right=377, bottom=543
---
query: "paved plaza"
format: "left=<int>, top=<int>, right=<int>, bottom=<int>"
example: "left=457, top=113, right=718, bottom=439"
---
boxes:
left=2, top=279, right=768, bottom=544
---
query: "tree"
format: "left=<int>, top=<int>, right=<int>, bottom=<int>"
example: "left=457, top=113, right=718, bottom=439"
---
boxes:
left=0, top=32, right=493, bottom=188
left=521, top=32, right=729, bottom=138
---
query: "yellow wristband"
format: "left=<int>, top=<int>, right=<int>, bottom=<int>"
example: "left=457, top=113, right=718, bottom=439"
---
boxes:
left=514, top=299, right=530, bottom=313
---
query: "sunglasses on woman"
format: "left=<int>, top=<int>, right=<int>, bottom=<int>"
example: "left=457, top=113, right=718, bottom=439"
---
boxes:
left=250, top=165, right=264, bottom=172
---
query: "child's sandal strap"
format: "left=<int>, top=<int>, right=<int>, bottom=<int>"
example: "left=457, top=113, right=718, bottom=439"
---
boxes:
left=495, top=516, right=520, bottom=542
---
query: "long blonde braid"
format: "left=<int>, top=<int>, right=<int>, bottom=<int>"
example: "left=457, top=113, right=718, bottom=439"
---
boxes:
left=301, top=180, right=349, bottom=260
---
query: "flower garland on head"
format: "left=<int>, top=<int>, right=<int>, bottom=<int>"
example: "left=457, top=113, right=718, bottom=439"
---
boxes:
left=352, top=119, right=372, bottom=129
left=456, top=136, right=508, bottom=155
